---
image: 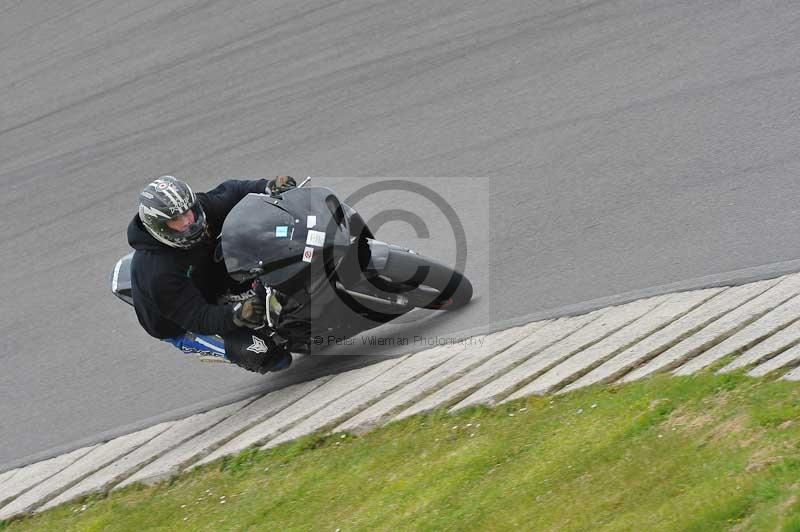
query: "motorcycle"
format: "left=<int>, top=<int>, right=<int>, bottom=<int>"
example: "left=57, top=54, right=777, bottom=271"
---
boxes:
left=110, top=178, right=472, bottom=358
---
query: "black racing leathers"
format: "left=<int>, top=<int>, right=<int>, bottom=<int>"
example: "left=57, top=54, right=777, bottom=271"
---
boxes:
left=127, top=179, right=269, bottom=339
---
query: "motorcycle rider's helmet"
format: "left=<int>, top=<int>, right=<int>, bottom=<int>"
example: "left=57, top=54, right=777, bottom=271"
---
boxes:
left=138, top=175, right=208, bottom=249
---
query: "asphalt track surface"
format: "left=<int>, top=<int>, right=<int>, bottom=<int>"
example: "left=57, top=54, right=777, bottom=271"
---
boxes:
left=2, top=0, right=800, bottom=471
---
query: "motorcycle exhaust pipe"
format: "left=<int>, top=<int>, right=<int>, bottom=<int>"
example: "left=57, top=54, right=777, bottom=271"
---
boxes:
left=336, top=282, right=409, bottom=307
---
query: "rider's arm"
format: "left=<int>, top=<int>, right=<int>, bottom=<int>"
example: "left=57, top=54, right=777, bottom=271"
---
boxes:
left=153, top=272, right=238, bottom=335
left=200, top=179, right=271, bottom=222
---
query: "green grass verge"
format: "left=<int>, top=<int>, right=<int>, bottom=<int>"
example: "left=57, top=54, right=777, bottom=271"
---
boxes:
left=4, top=371, right=800, bottom=531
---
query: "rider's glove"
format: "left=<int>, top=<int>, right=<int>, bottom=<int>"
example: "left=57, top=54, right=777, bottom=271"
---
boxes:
left=267, top=175, right=297, bottom=195
left=232, top=295, right=266, bottom=329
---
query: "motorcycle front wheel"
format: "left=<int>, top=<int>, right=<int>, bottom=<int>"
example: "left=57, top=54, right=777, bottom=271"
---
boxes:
left=375, top=248, right=473, bottom=311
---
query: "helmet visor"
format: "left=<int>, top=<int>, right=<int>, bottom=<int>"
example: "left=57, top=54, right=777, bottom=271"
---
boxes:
left=160, top=203, right=207, bottom=247
left=166, top=204, right=202, bottom=233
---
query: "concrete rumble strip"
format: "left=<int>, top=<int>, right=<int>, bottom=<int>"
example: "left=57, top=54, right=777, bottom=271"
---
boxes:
left=3, top=272, right=800, bottom=521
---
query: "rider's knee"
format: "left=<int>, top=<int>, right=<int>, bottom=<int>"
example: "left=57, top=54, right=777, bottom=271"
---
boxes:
left=223, top=328, right=292, bottom=373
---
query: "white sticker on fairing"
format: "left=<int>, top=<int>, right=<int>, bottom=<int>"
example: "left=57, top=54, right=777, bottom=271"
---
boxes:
left=306, top=230, right=325, bottom=247
left=275, top=226, right=288, bottom=238
left=302, top=246, right=314, bottom=263
left=307, top=215, right=317, bottom=228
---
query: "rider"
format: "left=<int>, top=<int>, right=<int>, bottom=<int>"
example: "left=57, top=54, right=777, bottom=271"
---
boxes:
left=127, top=174, right=297, bottom=373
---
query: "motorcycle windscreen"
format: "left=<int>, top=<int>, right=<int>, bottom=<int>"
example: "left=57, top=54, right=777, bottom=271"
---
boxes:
left=222, top=194, right=308, bottom=285
left=221, top=188, right=350, bottom=286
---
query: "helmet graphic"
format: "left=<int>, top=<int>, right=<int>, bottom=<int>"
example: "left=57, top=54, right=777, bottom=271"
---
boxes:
left=138, top=176, right=208, bottom=249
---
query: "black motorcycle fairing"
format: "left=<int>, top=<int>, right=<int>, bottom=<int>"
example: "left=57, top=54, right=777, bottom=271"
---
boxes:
left=221, top=187, right=352, bottom=286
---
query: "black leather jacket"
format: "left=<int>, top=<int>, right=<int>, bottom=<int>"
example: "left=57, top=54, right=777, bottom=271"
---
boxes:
left=127, top=179, right=269, bottom=339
